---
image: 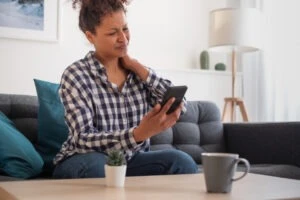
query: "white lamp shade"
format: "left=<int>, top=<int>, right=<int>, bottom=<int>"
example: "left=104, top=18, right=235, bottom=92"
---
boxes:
left=209, top=8, right=263, bottom=52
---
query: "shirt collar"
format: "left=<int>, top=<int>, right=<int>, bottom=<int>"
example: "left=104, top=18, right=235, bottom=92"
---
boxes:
left=85, top=51, right=106, bottom=74
left=84, top=51, right=135, bottom=89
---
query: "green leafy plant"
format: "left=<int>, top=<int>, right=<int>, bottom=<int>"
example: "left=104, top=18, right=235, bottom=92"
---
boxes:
left=106, top=150, right=126, bottom=166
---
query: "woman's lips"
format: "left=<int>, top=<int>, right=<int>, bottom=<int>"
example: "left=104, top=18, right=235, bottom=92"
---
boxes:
left=116, top=45, right=127, bottom=50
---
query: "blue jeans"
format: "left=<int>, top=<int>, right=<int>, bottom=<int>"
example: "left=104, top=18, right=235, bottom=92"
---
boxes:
left=52, top=149, right=198, bottom=178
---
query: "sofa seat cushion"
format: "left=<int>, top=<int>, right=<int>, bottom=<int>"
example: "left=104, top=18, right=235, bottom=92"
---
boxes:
left=198, top=164, right=300, bottom=180
left=0, top=112, right=44, bottom=179
left=247, top=164, right=300, bottom=180
left=0, top=175, right=22, bottom=181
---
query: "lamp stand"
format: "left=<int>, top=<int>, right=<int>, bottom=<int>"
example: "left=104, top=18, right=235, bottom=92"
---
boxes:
left=222, top=50, right=249, bottom=122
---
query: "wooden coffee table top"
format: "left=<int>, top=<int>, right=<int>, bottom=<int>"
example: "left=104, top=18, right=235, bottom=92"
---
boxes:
left=0, top=173, right=300, bottom=200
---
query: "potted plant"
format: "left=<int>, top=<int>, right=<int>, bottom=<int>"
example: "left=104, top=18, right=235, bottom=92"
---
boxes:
left=104, top=150, right=127, bottom=187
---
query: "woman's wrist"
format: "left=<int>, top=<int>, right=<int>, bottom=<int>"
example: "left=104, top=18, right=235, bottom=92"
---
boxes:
left=133, top=126, right=146, bottom=142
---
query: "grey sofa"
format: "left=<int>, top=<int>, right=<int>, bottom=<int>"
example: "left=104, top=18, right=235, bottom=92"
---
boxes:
left=1, top=93, right=300, bottom=181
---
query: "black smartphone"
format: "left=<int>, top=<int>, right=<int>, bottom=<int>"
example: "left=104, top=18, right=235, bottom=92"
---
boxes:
left=161, top=86, right=188, bottom=114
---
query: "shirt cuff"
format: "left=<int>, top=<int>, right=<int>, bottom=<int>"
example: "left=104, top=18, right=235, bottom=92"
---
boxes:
left=145, top=68, right=166, bottom=92
left=126, top=127, right=145, bottom=150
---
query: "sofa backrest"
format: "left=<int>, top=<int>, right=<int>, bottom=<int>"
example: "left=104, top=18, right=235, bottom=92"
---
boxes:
left=0, top=94, right=39, bottom=144
left=224, top=122, right=300, bottom=167
left=0, top=94, right=225, bottom=165
left=150, top=101, right=225, bottom=164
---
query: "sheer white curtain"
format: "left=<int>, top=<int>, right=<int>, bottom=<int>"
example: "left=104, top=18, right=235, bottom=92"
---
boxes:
left=260, top=0, right=300, bottom=121
left=228, top=0, right=300, bottom=122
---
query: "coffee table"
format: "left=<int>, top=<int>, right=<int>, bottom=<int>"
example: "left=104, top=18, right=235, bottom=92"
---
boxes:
left=0, top=173, right=300, bottom=200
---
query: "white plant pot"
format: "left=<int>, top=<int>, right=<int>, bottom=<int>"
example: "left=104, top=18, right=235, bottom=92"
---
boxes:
left=104, top=164, right=127, bottom=187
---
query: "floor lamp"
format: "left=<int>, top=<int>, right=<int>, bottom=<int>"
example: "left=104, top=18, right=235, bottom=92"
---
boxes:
left=209, top=8, right=263, bottom=122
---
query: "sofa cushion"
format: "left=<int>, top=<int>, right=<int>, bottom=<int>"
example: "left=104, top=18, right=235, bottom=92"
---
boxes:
left=34, top=79, right=68, bottom=174
left=239, top=164, right=300, bottom=180
left=0, top=94, right=38, bottom=144
left=150, top=101, right=224, bottom=164
left=0, top=111, right=44, bottom=179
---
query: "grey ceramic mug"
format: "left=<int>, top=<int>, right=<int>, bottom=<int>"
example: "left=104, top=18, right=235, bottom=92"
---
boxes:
left=201, top=153, right=250, bottom=193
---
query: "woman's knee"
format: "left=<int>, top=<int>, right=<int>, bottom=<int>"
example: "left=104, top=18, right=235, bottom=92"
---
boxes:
left=53, top=152, right=107, bottom=179
left=164, top=149, right=198, bottom=174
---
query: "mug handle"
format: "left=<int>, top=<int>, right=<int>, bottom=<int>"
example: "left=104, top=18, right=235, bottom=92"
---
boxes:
left=232, top=158, right=250, bottom=182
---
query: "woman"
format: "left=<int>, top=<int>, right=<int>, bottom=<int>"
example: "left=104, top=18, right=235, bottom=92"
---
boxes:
left=53, top=0, right=197, bottom=178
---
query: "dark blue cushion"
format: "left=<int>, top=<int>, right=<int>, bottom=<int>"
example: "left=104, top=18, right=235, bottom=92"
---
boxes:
left=34, top=79, right=68, bottom=174
left=0, top=112, right=44, bottom=179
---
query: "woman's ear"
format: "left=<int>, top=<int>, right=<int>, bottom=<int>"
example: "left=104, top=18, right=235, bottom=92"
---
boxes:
left=85, top=31, right=94, bottom=44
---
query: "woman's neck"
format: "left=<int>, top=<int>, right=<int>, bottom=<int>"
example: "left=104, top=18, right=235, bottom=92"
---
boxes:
left=94, top=52, right=119, bottom=71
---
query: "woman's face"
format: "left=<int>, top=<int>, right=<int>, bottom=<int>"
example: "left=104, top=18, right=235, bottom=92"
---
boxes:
left=86, top=10, right=130, bottom=60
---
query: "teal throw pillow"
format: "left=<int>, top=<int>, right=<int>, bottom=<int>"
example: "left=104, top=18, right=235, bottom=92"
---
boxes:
left=0, top=112, right=44, bottom=179
left=34, top=79, right=68, bottom=174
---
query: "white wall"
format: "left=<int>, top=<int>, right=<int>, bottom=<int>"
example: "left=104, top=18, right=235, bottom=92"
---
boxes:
left=0, top=0, right=226, bottom=98
left=0, top=1, right=90, bottom=95
left=127, top=0, right=226, bottom=70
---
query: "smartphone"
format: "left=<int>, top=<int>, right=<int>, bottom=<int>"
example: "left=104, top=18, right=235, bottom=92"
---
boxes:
left=161, top=86, right=188, bottom=114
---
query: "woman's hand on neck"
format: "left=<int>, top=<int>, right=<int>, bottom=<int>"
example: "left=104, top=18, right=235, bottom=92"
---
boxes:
left=119, top=55, right=149, bottom=81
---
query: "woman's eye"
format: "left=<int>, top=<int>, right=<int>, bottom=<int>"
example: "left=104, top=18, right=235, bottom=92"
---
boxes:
left=123, top=27, right=129, bottom=32
left=108, top=32, right=116, bottom=36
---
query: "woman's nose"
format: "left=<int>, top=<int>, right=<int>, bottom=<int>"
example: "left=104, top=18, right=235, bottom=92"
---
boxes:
left=118, top=31, right=128, bottom=43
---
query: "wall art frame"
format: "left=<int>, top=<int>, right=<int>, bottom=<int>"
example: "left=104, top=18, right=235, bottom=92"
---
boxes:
left=0, top=0, right=59, bottom=42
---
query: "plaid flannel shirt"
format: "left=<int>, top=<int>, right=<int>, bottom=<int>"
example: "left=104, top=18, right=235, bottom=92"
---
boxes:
left=54, top=51, right=186, bottom=164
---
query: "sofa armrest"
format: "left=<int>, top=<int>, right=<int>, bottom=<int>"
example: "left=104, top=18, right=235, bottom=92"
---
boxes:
left=223, top=122, right=300, bottom=166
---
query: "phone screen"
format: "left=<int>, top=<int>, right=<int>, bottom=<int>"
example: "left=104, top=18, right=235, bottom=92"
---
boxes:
left=161, top=86, right=188, bottom=114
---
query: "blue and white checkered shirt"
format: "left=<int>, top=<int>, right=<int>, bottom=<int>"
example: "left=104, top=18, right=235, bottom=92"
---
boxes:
left=54, top=51, right=183, bottom=164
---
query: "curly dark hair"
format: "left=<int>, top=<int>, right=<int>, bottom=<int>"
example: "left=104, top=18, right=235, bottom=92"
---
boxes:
left=72, top=0, right=130, bottom=34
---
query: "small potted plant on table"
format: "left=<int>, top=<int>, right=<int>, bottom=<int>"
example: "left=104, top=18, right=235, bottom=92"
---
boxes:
left=105, top=150, right=127, bottom=187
